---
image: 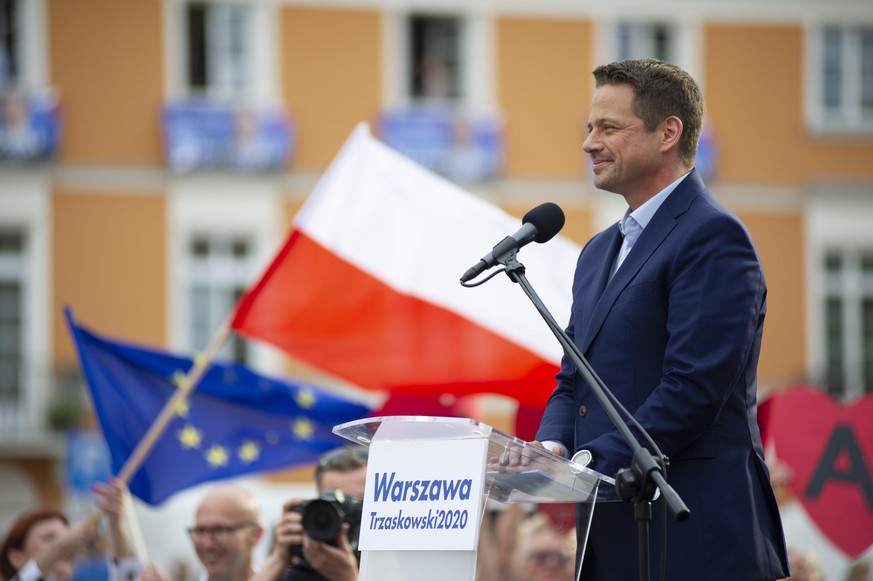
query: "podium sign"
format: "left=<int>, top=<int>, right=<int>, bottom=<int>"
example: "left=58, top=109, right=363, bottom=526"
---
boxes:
left=334, top=416, right=614, bottom=581
left=360, top=438, right=487, bottom=551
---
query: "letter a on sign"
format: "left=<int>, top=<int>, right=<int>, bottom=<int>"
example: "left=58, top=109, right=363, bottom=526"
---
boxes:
left=769, top=386, right=873, bottom=558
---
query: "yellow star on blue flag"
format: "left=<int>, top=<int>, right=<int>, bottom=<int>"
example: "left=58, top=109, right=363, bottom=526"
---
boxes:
left=206, top=445, right=230, bottom=467
left=292, top=418, right=315, bottom=440
left=295, top=388, right=317, bottom=409
left=178, top=425, right=203, bottom=449
left=238, top=441, right=261, bottom=463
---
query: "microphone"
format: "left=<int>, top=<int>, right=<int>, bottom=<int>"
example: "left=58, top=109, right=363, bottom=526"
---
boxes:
left=460, top=202, right=565, bottom=283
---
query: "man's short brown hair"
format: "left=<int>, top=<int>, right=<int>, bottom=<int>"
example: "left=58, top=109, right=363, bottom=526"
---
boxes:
left=593, top=58, right=705, bottom=168
left=314, top=446, right=368, bottom=491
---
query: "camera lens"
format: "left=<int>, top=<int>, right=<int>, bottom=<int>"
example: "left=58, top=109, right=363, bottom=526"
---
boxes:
left=302, top=499, right=344, bottom=542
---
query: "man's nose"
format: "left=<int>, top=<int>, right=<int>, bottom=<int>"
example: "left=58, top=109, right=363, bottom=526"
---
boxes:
left=582, top=131, right=598, bottom=153
left=196, top=534, right=219, bottom=549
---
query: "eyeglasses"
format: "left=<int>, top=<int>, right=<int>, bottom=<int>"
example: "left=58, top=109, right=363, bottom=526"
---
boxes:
left=528, top=551, right=572, bottom=566
left=187, top=522, right=255, bottom=542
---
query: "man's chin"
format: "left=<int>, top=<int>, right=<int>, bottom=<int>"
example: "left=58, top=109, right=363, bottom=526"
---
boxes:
left=592, top=172, right=612, bottom=190
left=200, top=556, right=227, bottom=574
left=593, top=180, right=618, bottom=194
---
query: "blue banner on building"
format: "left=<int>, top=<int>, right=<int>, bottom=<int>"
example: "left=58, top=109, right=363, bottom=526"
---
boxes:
left=378, top=107, right=504, bottom=183
left=0, top=89, right=62, bottom=162
left=65, top=429, right=112, bottom=493
left=162, top=101, right=295, bottom=173
left=696, top=124, right=718, bottom=183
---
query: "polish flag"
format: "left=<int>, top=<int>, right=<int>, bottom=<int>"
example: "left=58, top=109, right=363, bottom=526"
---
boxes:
left=231, top=123, right=581, bottom=407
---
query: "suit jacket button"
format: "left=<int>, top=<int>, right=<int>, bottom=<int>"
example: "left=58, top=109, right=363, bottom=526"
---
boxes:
left=578, top=405, right=588, bottom=416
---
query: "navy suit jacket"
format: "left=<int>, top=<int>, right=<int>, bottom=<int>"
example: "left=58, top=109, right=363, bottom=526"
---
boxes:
left=537, top=170, right=789, bottom=580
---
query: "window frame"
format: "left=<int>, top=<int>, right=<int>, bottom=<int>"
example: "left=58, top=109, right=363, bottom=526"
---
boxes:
left=819, top=247, right=873, bottom=399
left=384, top=8, right=494, bottom=111
left=805, top=22, right=873, bottom=136
left=0, top=179, right=50, bottom=439
left=186, top=233, right=254, bottom=364
left=0, top=0, right=47, bottom=91
left=168, top=179, right=284, bottom=372
left=614, top=20, right=678, bottom=63
left=592, top=14, right=700, bottom=91
left=0, top=230, right=26, bottom=409
left=166, top=0, right=278, bottom=106
left=405, top=12, right=465, bottom=104
left=185, top=2, right=252, bottom=101
left=808, top=189, right=873, bottom=403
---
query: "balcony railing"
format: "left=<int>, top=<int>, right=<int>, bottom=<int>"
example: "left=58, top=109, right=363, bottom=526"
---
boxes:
left=0, top=88, right=62, bottom=163
left=377, top=106, right=504, bottom=184
left=161, top=100, right=296, bottom=173
left=0, top=364, right=84, bottom=455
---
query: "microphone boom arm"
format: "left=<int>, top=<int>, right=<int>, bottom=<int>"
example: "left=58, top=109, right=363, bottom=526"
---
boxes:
left=500, top=255, right=690, bottom=522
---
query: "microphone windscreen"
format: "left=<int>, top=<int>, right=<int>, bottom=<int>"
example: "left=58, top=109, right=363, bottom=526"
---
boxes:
left=523, top=202, right=565, bottom=243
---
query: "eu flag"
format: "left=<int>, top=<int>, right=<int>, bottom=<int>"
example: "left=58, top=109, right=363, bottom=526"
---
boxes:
left=65, top=309, right=373, bottom=505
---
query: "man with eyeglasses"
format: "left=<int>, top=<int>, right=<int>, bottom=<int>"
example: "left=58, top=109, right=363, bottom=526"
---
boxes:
left=186, top=484, right=265, bottom=581
left=512, top=514, right=575, bottom=581
left=254, top=447, right=367, bottom=581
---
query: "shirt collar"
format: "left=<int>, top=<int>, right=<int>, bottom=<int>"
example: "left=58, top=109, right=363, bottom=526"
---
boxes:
left=623, top=171, right=691, bottom=231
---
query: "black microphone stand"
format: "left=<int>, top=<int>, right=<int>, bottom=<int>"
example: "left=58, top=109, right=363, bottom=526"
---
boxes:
left=487, top=252, right=690, bottom=581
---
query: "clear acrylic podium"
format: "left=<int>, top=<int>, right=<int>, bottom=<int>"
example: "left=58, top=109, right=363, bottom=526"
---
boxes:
left=333, top=415, right=615, bottom=581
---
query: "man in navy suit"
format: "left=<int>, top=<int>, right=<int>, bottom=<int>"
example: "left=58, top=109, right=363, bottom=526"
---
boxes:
left=534, top=59, right=789, bottom=580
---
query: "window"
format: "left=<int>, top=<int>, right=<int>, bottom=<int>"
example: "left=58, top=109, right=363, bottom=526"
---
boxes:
left=185, top=2, right=253, bottom=101
left=187, top=235, right=253, bottom=363
left=811, top=25, right=873, bottom=133
left=1, top=0, right=47, bottom=92
left=169, top=183, right=282, bottom=372
left=0, top=0, right=20, bottom=90
left=0, top=230, right=25, bottom=410
left=821, top=248, right=873, bottom=399
left=408, top=14, right=463, bottom=102
left=616, top=22, right=676, bottom=63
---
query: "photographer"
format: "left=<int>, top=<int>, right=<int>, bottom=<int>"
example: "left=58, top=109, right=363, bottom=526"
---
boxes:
left=254, top=447, right=367, bottom=581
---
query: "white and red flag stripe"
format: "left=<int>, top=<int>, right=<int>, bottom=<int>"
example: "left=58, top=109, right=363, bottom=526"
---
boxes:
left=232, top=123, right=581, bottom=407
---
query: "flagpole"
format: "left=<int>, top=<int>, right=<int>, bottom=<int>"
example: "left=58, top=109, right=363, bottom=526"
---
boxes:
left=116, top=321, right=232, bottom=485
left=121, top=488, right=150, bottom=561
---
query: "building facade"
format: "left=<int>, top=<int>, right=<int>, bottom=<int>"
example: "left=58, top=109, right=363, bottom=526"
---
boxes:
left=1, top=0, right=872, bottom=542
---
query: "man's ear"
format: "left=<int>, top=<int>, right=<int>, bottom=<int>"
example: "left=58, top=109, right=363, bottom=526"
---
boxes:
left=8, top=548, right=29, bottom=571
left=660, top=116, right=683, bottom=153
left=250, top=524, right=265, bottom=547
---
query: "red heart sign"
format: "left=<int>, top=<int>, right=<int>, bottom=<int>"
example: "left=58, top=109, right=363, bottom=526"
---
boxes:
left=768, top=386, right=873, bottom=558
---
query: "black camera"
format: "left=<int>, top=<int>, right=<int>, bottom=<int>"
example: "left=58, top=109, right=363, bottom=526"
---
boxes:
left=290, top=490, right=363, bottom=555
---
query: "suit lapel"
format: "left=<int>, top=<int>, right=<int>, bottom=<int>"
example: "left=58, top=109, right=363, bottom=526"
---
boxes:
left=578, top=170, right=703, bottom=354
left=579, top=226, right=623, bottom=322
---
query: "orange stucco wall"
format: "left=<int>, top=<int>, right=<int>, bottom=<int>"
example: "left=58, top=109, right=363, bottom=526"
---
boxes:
left=282, top=7, right=382, bottom=170
left=705, top=24, right=873, bottom=184
left=48, top=0, right=164, bottom=165
left=497, top=17, right=593, bottom=178
left=53, top=192, right=167, bottom=369
left=737, top=210, right=806, bottom=387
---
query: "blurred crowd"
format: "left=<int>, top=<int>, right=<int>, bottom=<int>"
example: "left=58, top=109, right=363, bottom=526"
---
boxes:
left=2, top=447, right=869, bottom=581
